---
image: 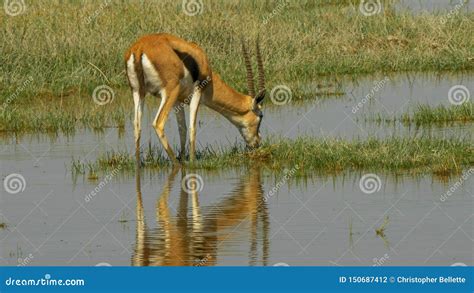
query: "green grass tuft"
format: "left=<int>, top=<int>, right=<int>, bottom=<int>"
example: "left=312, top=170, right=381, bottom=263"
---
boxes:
left=74, top=137, right=473, bottom=176
left=367, top=102, right=474, bottom=125
left=402, top=102, right=474, bottom=125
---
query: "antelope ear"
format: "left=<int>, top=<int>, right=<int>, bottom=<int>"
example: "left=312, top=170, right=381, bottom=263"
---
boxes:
left=255, top=89, right=266, bottom=104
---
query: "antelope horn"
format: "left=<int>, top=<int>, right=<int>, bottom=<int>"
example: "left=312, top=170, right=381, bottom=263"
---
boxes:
left=256, top=37, right=265, bottom=93
left=241, top=38, right=256, bottom=98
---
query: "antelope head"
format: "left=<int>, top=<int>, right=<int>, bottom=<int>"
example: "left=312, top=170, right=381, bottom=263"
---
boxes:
left=239, top=38, right=266, bottom=149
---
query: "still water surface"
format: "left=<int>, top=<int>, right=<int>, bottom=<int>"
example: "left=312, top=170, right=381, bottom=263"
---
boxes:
left=0, top=73, right=472, bottom=266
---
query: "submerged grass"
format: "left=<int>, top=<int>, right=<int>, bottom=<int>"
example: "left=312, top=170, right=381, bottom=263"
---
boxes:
left=73, top=137, right=473, bottom=177
left=367, top=102, right=474, bottom=125
left=401, top=102, right=474, bottom=125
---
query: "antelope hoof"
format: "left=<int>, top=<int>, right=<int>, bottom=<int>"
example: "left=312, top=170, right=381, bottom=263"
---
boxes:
left=177, top=153, right=186, bottom=162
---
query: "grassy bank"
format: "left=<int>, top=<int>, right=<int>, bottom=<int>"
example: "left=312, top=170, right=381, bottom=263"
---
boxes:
left=0, top=89, right=130, bottom=133
left=72, top=137, right=474, bottom=176
left=367, top=102, right=474, bottom=125
left=2, top=1, right=473, bottom=134
left=2, top=1, right=473, bottom=102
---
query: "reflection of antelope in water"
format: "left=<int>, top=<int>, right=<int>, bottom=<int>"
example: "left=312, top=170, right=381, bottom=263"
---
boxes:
left=132, top=167, right=269, bottom=266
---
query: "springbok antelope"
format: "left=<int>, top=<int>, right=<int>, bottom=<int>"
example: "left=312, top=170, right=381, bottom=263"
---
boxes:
left=125, top=33, right=266, bottom=164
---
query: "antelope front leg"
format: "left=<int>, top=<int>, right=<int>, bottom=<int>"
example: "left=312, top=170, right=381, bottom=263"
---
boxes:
left=153, top=86, right=180, bottom=165
left=174, top=105, right=187, bottom=160
left=189, top=86, right=201, bottom=162
left=133, top=91, right=145, bottom=166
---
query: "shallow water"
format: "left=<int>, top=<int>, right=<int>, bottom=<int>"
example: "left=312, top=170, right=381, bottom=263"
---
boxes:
left=7, top=72, right=471, bottom=149
left=279, top=72, right=473, bottom=141
left=0, top=72, right=473, bottom=266
left=0, top=161, right=472, bottom=266
left=395, top=0, right=474, bottom=13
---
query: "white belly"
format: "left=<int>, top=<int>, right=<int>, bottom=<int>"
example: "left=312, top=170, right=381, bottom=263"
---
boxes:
left=141, top=53, right=194, bottom=100
left=142, top=53, right=163, bottom=95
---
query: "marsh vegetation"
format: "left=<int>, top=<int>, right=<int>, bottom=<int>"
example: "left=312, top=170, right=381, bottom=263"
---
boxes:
left=1, top=1, right=473, bottom=133
left=366, top=102, right=474, bottom=125
left=1, top=0, right=473, bottom=267
left=72, top=136, right=473, bottom=176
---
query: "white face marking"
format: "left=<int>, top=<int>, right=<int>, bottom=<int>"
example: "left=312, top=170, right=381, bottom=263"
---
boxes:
left=142, top=53, right=162, bottom=94
left=126, top=55, right=139, bottom=90
left=237, top=117, right=261, bottom=147
left=239, top=124, right=254, bottom=144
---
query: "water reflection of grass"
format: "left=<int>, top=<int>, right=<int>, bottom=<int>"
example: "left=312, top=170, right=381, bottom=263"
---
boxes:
left=375, top=216, right=390, bottom=247
left=73, top=137, right=473, bottom=176
left=368, top=102, right=474, bottom=125
left=375, top=216, right=389, bottom=238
